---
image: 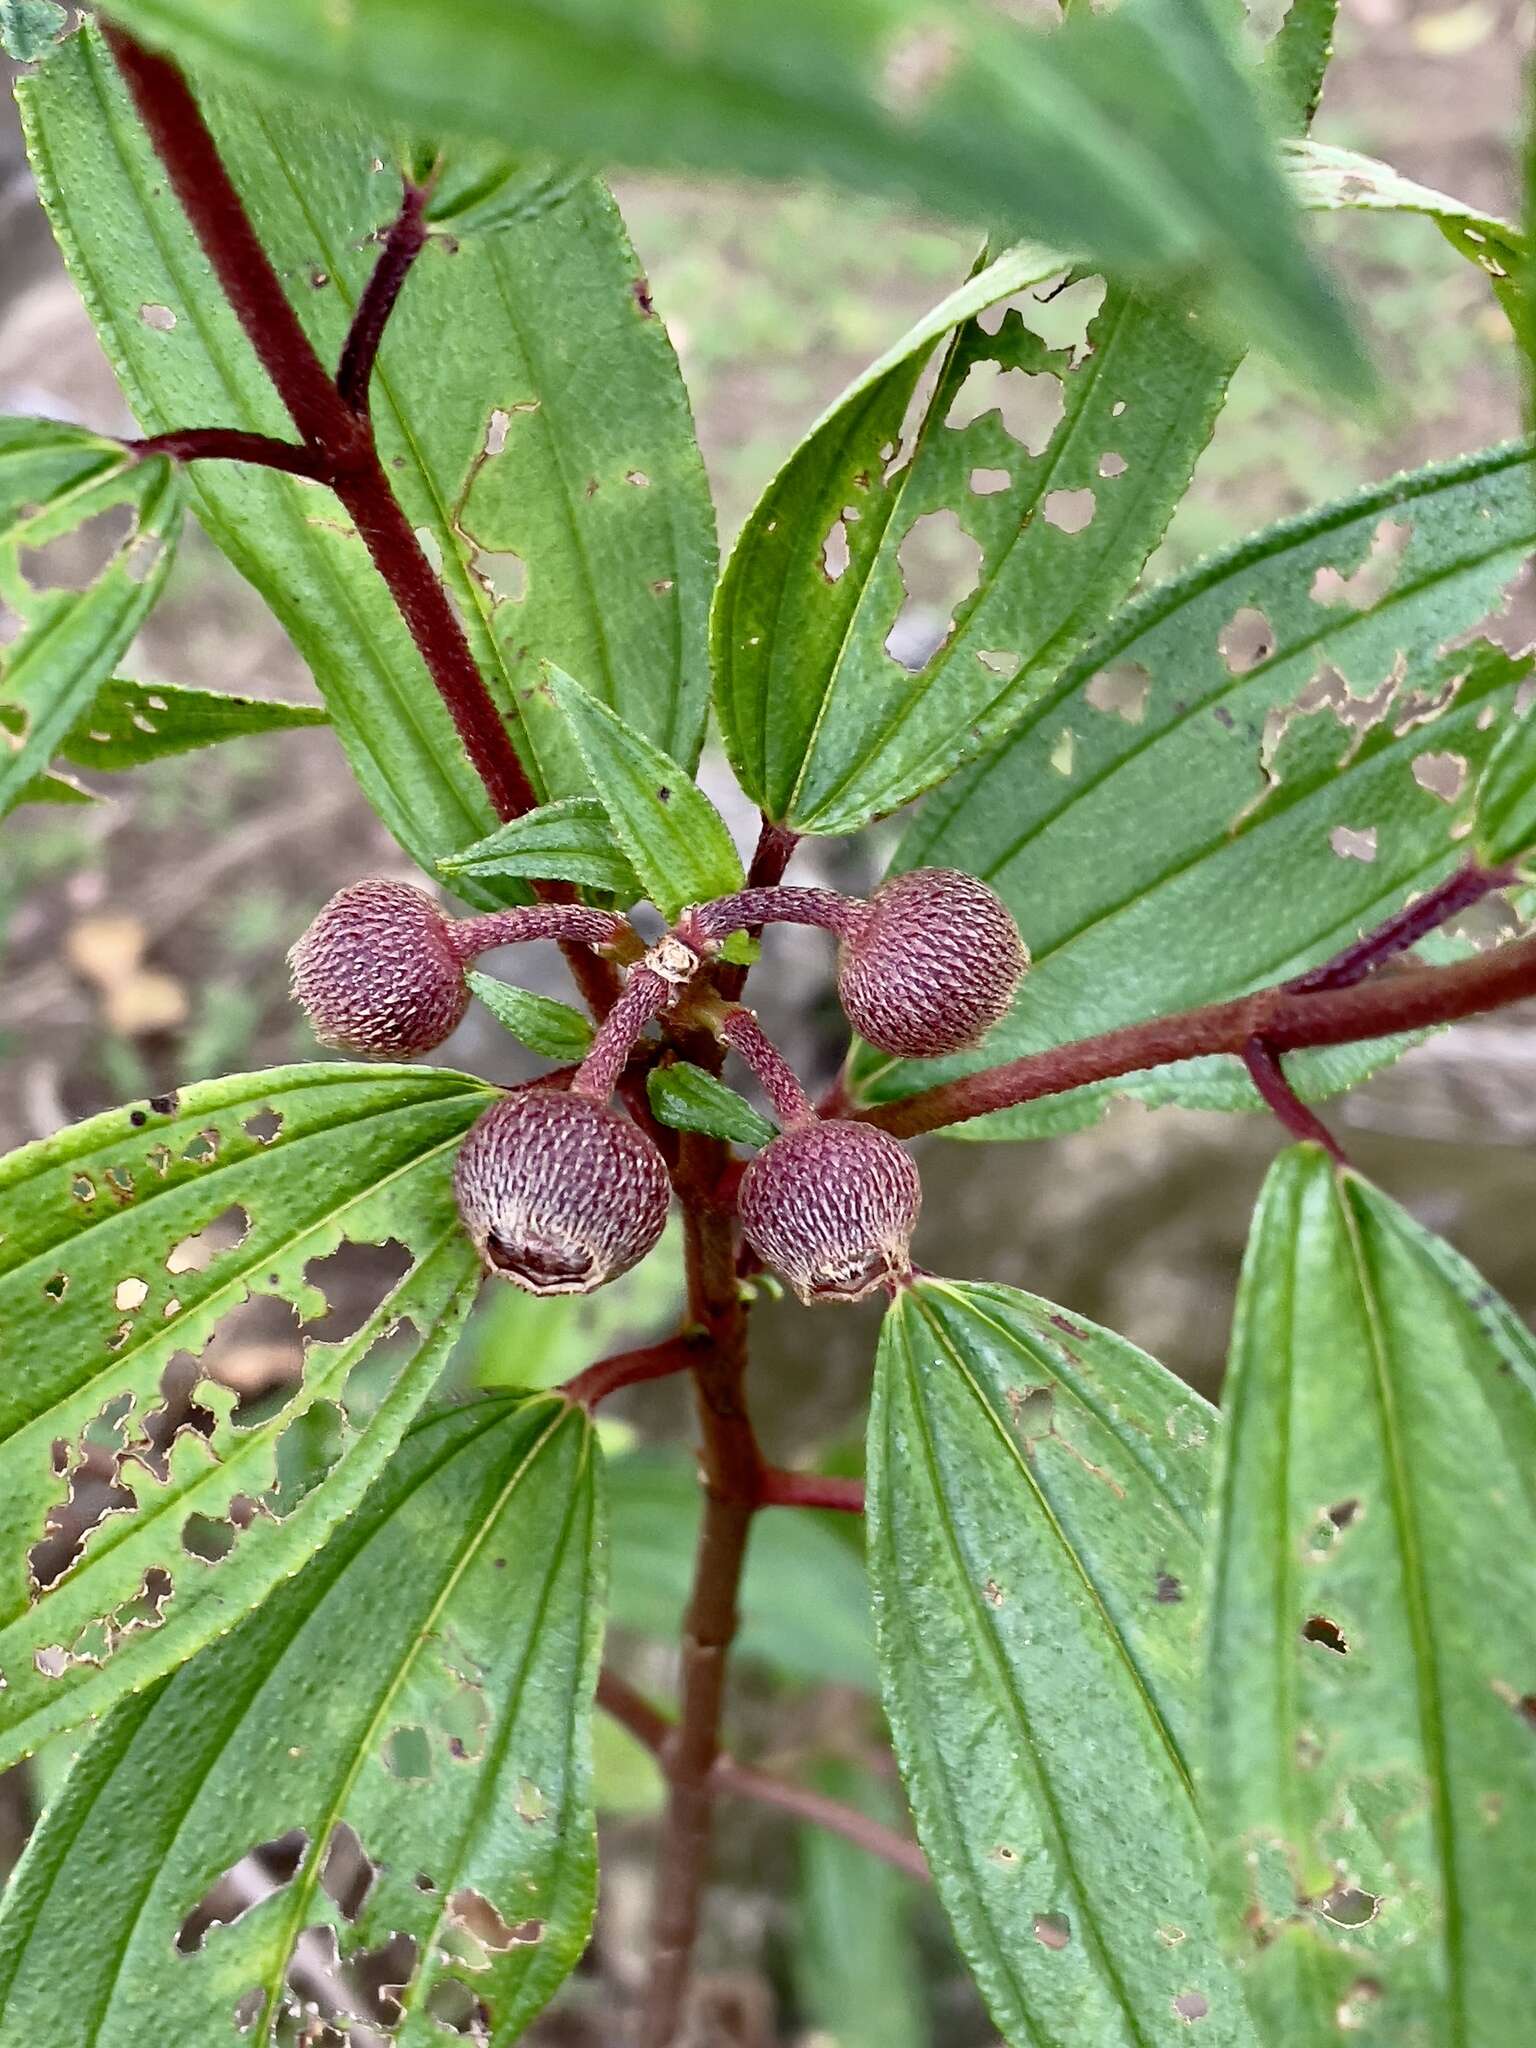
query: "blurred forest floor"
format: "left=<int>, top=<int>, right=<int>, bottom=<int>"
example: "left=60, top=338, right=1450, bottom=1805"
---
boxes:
left=2, top=2, right=1535, bottom=2042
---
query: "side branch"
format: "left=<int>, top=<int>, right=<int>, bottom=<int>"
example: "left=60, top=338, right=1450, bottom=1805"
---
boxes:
left=864, top=930, right=1536, bottom=1139
left=337, top=181, right=431, bottom=414
left=123, top=428, right=333, bottom=479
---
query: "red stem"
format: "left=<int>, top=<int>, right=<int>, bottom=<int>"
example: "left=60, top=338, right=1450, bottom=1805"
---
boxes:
left=719, top=1008, right=815, bottom=1127
left=595, top=1670, right=927, bottom=1881
left=123, top=428, right=332, bottom=478
left=757, top=1469, right=865, bottom=1514
left=573, top=967, right=670, bottom=1102
left=563, top=1336, right=702, bottom=1412
left=694, top=885, right=865, bottom=945
left=337, top=179, right=430, bottom=414
left=1242, top=1037, right=1345, bottom=1163
left=862, top=930, right=1536, bottom=1139
left=1286, top=861, right=1513, bottom=993
left=446, top=904, right=626, bottom=962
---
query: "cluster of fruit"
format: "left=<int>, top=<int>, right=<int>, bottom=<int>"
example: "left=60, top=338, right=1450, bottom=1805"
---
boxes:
left=288, top=869, right=1026, bottom=1306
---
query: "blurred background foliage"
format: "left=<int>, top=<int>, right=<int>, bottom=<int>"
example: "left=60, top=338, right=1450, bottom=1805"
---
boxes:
left=2, top=1, right=1534, bottom=2039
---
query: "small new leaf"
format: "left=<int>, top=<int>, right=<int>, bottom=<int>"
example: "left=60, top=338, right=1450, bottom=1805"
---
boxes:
left=442, top=794, right=642, bottom=899
left=543, top=664, right=744, bottom=920
left=467, top=969, right=595, bottom=1061
left=647, top=1062, right=777, bottom=1149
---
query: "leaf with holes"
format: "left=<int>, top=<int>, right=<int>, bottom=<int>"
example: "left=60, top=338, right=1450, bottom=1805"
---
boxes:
left=0, top=1063, right=495, bottom=1769
left=857, top=442, right=1536, bottom=1135
left=713, top=261, right=1241, bottom=834
left=0, top=1393, right=604, bottom=2044
left=646, top=1063, right=777, bottom=1150
left=543, top=665, right=744, bottom=920
left=466, top=971, right=594, bottom=1063
left=1206, top=1147, right=1536, bottom=2042
left=95, top=0, right=1368, bottom=401
left=1471, top=695, right=1536, bottom=866
left=870, top=1278, right=1250, bottom=2045
left=440, top=794, right=643, bottom=900
left=19, top=25, right=714, bottom=900
left=55, top=674, right=328, bottom=774
left=608, top=1448, right=875, bottom=1690
left=1, top=436, right=185, bottom=822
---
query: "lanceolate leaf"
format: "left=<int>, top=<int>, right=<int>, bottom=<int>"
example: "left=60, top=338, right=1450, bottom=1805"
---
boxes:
left=1206, top=1148, right=1536, bottom=2042
left=544, top=665, right=744, bottom=920
left=19, top=25, right=715, bottom=900
left=870, top=1279, right=1250, bottom=2045
left=646, top=1062, right=777, bottom=1149
left=713, top=267, right=1238, bottom=834
left=466, top=970, right=594, bottom=1062
left=1285, top=138, right=1530, bottom=347
left=1, top=440, right=185, bottom=821
left=96, top=0, right=1366, bottom=400
left=860, top=442, right=1536, bottom=1135
left=0, top=1395, right=605, bottom=2044
left=56, top=674, right=329, bottom=772
left=608, top=1449, right=875, bottom=1690
left=440, top=794, right=643, bottom=900
left=0, top=1063, right=494, bottom=1768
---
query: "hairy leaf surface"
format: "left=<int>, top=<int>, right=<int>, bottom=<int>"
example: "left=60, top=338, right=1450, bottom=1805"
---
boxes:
left=862, top=443, right=1536, bottom=1134
left=646, top=1063, right=778, bottom=1150
left=544, top=665, right=744, bottom=920
left=1206, top=1148, right=1536, bottom=2041
left=19, top=25, right=714, bottom=898
left=0, top=1063, right=493, bottom=1766
left=869, top=1279, right=1249, bottom=2045
left=56, top=674, right=328, bottom=773
left=440, top=795, right=642, bottom=901
left=0, top=1395, right=603, bottom=2044
left=465, top=972, right=594, bottom=1064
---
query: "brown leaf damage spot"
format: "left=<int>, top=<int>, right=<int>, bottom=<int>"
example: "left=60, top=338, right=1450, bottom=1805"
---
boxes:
left=1302, top=1613, right=1349, bottom=1654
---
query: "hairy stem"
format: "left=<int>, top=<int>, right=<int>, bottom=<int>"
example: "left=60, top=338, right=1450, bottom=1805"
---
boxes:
left=1286, top=860, right=1514, bottom=992
left=864, top=929, right=1536, bottom=1139
left=122, top=428, right=332, bottom=478
left=639, top=1131, right=764, bottom=2048
left=337, top=180, right=430, bottom=414
left=694, top=885, right=865, bottom=945
left=719, top=1008, right=816, bottom=1127
left=446, top=904, right=627, bottom=962
left=596, top=1670, right=927, bottom=1881
left=1242, top=1037, right=1345, bottom=1162
left=101, top=22, right=623, bottom=1017
left=573, top=967, right=670, bottom=1102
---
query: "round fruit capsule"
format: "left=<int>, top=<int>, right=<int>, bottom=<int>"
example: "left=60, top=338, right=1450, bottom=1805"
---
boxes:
left=289, top=878, right=468, bottom=1059
left=837, top=867, right=1026, bottom=1059
left=737, top=1118, right=920, bottom=1306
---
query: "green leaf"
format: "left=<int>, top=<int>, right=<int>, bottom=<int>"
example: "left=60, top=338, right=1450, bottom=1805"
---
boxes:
left=1, top=437, right=185, bottom=822
left=1285, top=137, right=1530, bottom=347
left=1472, top=698, right=1536, bottom=865
left=414, top=137, right=590, bottom=236
left=466, top=969, right=594, bottom=1062
left=793, top=1760, right=927, bottom=2048
left=96, top=0, right=1366, bottom=399
left=870, top=1278, right=1251, bottom=2047
left=1206, top=1147, right=1536, bottom=2041
left=713, top=257, right=1240, bottom=834
left=646, top=1062, right=777, bottom=1149
left=861, top=441, right=1536, bottom=1135
left=0, top=0, right=65, bottom=60
left=19, top=26, right=715, bottom=900
left=440, top=794, right=643, bottom=900
left=608, top=1448, right=875, bottom=1690
left=0, top=1394, right=604, bottom=2043
left=0, top=1062, right=494, bottom=1768
left=543, top=664, right=744, bottom=920
left=56, top=674, right=328, bottom=773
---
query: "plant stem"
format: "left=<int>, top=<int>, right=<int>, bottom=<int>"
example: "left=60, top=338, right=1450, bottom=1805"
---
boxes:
left=694, top=885, right=865, bottom=945
left=718, top=1008, right=816, bottom=1126
left=714, top=817, right=802, bottom=1003
left=101, top=21, right=622, bottom=1019
left=1242, top=1037, right=1345, bottom=1162
left=563, top=1335, right=703, bottom=1411
left=864, top=929, right=1536, bottom=1139
left=337, top=180, right=430, bottom=414
left=639, top=1131, right=764, bottom=2048
left=573, top=967, right=670, bottom=1102
left=757, top=1468, right=865, bottom=1513
left=1286, top=860, right=1514, bottom=992
left=446, top=904, right=626, bottom=961
left=122, top=428, right=332, bottom=478
left=596, top=1670, right=927, bottom=1881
